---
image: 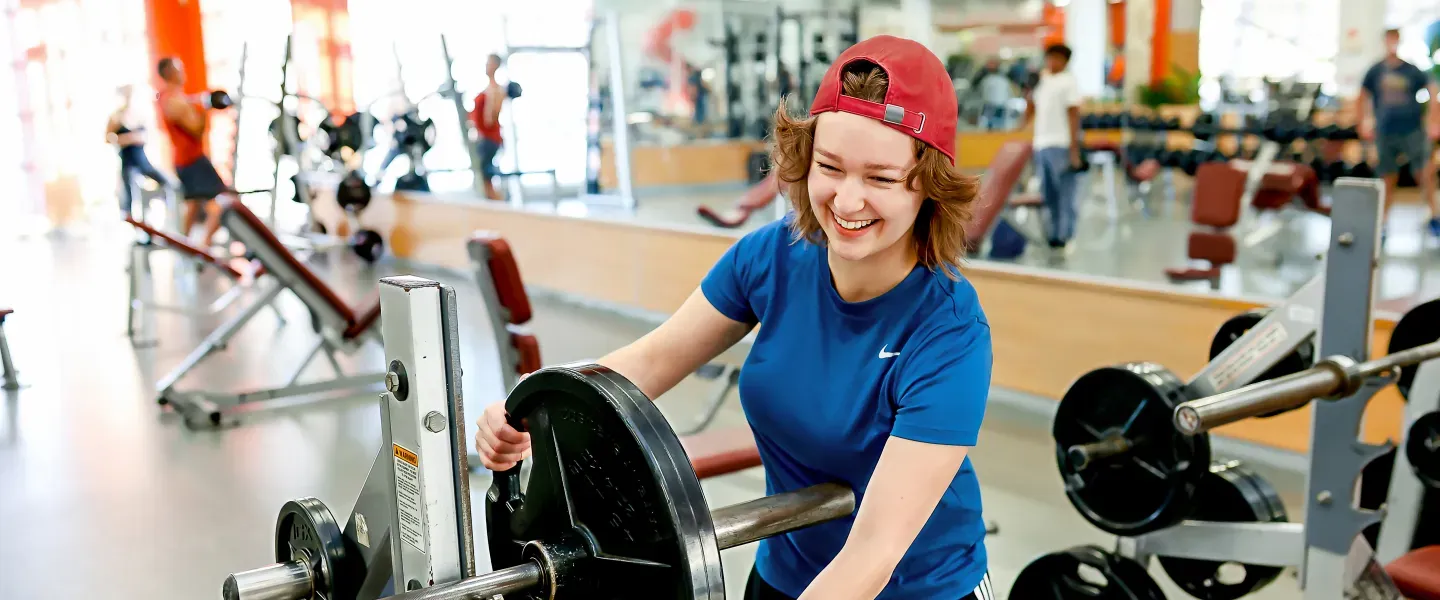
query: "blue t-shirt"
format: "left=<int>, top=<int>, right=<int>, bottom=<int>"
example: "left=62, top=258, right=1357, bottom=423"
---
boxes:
left=1362, top=60, right=1432, bottom=136
left=700, top=218, right=993, bottom=598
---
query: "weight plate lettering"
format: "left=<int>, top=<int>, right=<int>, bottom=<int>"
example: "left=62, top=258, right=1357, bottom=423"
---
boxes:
left=1010, top=545, right=1166, bottom=599
left=1157, top=461, right=1287, bottom=599
left=274, top=497, right=358, bottom=599
left=1388, top=298, right=1440, bottom=400
left=486, top=364, right=725, bottom=599
left=1208, top=309, right=1315, bottom=417
left=1055, top=363, right=1210, bottom=536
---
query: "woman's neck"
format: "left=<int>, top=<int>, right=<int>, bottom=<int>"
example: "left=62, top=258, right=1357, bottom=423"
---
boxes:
left=828, top=240, right=918, bottom=303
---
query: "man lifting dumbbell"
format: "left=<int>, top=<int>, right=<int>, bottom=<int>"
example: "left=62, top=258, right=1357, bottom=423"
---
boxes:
left=1358, top=28, right=1440, bottom=234
left=156, top=57, right=233, bottom=247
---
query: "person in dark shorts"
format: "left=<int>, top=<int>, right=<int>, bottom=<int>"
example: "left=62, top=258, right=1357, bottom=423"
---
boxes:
left=1359, top=28, right=1440, bottom=234
left=469, top=53, right=508, bottom=201
left=107, top=84, right=172, bottom=218
left=156, top=57, right=227, bottom=246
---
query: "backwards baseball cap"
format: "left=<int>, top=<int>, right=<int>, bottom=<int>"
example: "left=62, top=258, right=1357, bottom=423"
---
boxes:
left=809, top=35, right=958, bottom=164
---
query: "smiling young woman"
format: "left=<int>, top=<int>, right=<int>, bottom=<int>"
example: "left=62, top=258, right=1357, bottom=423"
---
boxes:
left=477, top=35, right=996, bottom=600
left=770, top=59, right=979, bottom=294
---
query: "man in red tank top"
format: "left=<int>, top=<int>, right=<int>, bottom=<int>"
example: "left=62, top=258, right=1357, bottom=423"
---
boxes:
left=157, top=57, right=227, bottom=246
left=469, top=53, right=507, bottom=201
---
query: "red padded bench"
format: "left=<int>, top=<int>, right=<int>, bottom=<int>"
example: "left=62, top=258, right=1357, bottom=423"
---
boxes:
left=967, top=141, right=1035, bottom=256
left=468, top=232, right=762, bottom=479
left=1389, top=546, right=1440, bottom=600
left=1166, top=162, right=1248, bottom=283
left=152, top=198, right=386, bottom=428
left=224, top=198, right=380, bottom=341
left=0, top=307, right=18, bottom=390
left=125, top=215, right=264, bottom=280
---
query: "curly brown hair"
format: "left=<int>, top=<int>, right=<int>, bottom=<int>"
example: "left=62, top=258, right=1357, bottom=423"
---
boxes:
left=770, top=61, right=979, bottom=280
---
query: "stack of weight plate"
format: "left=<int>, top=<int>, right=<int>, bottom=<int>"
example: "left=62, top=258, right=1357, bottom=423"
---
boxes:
left=1009, top=309, right=1311, bottom=600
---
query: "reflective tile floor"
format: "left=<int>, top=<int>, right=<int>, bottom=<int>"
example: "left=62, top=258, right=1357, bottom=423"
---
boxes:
left=0, top=223, right=1321, bottom=599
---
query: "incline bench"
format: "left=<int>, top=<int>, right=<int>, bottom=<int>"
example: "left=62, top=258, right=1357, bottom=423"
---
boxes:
left=154, top=198, right=386, bottom=428
left=123, top=215, right=279, bottom=347
left=468, top=233, right=762, bottom=480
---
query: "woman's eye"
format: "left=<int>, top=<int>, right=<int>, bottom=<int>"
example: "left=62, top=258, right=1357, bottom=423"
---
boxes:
left=871, top=176, right=898, bottom=184
left=817, top=162, right=840, bottom=172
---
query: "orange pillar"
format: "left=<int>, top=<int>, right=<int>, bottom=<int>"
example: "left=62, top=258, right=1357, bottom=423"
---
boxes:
left=1149, top=0, right=1170, bottom=86
left=144, top=0, right=208, bottom=94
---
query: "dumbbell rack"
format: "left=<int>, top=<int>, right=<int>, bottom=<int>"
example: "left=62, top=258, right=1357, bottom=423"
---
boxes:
left=1112, top=179, right=1430, bottom=599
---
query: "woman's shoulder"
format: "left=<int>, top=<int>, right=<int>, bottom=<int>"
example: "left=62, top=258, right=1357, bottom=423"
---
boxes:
left=915, top=269, right=989, bottom=336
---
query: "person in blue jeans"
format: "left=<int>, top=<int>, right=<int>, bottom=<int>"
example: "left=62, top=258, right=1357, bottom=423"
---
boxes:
left=1359, top=28, right=1440, bottom=237
left=476, top=35, right=998, bottom=600
left=1021, top=44, right=1083, bottom=250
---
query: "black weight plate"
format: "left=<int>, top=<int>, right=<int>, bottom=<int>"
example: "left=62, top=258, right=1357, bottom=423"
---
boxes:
left=1055, top=363, right=1211, bottom=536
left=1158, top=461, right=1287, bottom=599
left=275, top=497, right=357, bottom=599
left=487, top=365, right=724, bottom=599
left=1387, top=298, right=1440, bottom=400
left=1208, top=309, right=1316, bottom=417
left=1010, top=545, right=1166, bottom=599
left=1407, top=412, right=1440, bottom=488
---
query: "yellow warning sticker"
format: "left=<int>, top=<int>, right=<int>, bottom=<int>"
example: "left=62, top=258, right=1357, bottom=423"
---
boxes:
left=393, top=444, right=420, bottom=467
left=392, top=443, right=426, bottom=551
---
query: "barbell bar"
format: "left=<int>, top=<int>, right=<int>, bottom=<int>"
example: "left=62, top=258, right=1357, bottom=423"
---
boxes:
left=1174, top=338, right=1440, bottom=435
left=224, top=483, right=854, bottom=600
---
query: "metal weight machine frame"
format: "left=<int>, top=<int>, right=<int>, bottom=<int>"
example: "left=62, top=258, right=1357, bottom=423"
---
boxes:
left=231, top=35, right=339, bottom=251
left=225, top=276, right=854, bottom=600
left=1113, top=179, right=1428, bottom=599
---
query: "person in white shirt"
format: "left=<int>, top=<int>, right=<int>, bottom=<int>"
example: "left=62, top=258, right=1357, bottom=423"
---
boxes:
left=1020, top=44, right=1083, bottom=249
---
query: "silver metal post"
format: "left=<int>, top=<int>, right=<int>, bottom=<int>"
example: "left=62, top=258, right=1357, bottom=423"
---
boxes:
left=0, top=317, right=17, bottom=390
left=440, top=35, right=484, bottom=197
left=602, top=10, right=635, bottom=210
left=1300, top=178, right=1386, bottom=597
left=222, top=561, right=313, bottom=600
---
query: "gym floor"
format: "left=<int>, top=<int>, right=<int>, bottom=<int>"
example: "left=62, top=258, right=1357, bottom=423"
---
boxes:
left=1, top=221, right=1316, bottom=599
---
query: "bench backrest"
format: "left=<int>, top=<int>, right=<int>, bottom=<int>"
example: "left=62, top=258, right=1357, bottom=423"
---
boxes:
left=1191, top=162, right=1248, bottom=228
left=220, top=198, right=354, bottom=329
left=967, top=141, right=1034, bottom=254
left=468, top=232, right=541, bottom=386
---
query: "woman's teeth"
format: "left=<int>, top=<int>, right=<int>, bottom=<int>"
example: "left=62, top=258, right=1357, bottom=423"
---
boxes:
left=836, top=217, right=876, bottom=230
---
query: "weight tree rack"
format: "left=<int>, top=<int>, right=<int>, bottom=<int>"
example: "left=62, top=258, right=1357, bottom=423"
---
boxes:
left=1087, top=179, right=1430, bottom=598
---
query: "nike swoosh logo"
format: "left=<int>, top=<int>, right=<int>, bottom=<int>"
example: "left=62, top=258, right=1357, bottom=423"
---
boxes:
left=878, top=345, right=900, bottom=359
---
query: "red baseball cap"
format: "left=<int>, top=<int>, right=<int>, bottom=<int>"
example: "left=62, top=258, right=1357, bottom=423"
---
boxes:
left=809, top=35, right=957, bottom=164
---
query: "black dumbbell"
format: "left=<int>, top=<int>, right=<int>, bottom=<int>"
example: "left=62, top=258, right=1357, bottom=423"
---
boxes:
left=1349, top=161, right=1377, bottom=179
left=1311, top=157, right=1333, bottom=184
left=1081, top=114, right=1100, bottom=130
left=1294, top=123, right=1318, bottom=141
left=506, top=81, right=523, bottom=99
left=1191, top=113, right=1219, bottom=141
left=350, top=229, right=385, bottom=263
left=1099, top=113, right=1122, bottom=129
left=1179, top=151, right=1201, bottom=176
